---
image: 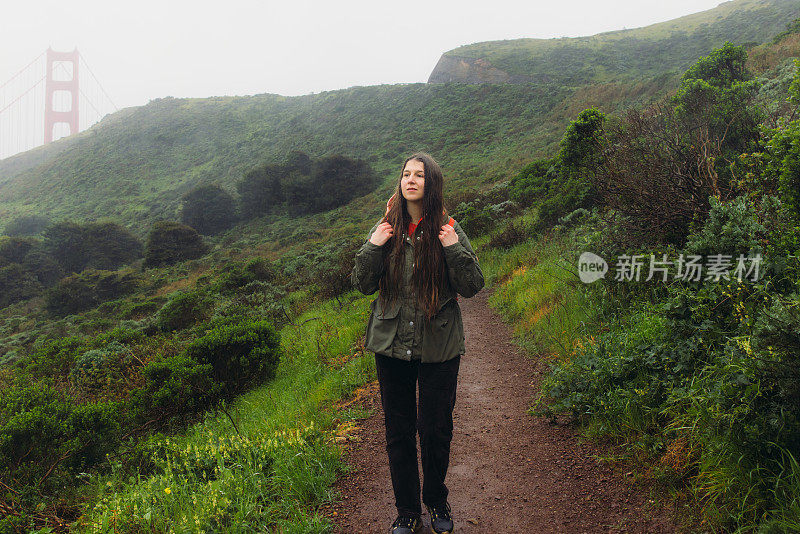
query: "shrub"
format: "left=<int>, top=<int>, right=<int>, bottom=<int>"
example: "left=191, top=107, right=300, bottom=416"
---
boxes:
left=2, top=215, right=50, bottom=236
left=183, top=318, right=281, bottom=398
left=453, top=203, right=496, bottom=236
left=0, top=236, right=35, bottom=266
left=82, top=221, right=144, bottom=270
left=237, top=163, right=285, bottom=220
left=310, top=238, right=362, bottom=302
left=488, top=220, right=529, bottom=249
left=118, top=297, right=164, bottom=319
left=45, top=268, right=141, bottom=316
left=596, top=102, right=725, bottom=247
left=44, top=220, right=143, bottom=273
left=558, top=207, right=591, bottom=228
left=210, top=281, right=291, bottom=331
left=43, top=220, right=86, bottom=274
left=509, top=158, right=557, bottom=206
left=180, top=184, right=238, bottom=235
left=69, top=342, right=132, bottom=392
left=304, top=154, right=379, bottom=213
left=143, top=221, right=209, bottom=268
left=684, top=195, right=765, bottom=258
left=763, top=111, right=800, bottom=218
left=237, top=152, right=379, bottom=219
left=673, top=42, right=761, bottom=159
left=20, top=242, right=65, bottom=287
left=559, top=107, right=606, bottom=179
left=0, top=263, right=42, bottom=308
left=131, top=354, right=216, bottom=419
left=64, top=401, right=123, bottom=470
left=212, top=257, right=277, bottom=294
left=0, top=380, right=72, bottom=486
left=540, top=308, right=681, bottom=432
left=155, top=290, right=216, bottom=332
left=20, top=336, right=88, bottom=379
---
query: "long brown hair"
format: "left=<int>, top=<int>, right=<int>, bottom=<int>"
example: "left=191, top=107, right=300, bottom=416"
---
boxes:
left=378, top=152, right=449, bottom=321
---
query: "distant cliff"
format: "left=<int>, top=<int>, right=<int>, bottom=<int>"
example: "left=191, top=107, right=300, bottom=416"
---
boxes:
left=428, top=55, right=534, bottom=84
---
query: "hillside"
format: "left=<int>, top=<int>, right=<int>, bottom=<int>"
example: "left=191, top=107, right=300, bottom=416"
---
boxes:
left=428, top=0, right=800, bottom=84
left=0, top=0, right=799, bottom=238
left=0, top=84, right=577, bottom=236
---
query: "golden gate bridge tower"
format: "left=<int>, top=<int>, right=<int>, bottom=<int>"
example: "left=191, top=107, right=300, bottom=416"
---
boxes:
left=0, top=47, right=117, bottom=160
left=44, top=47, right=80, bottom=144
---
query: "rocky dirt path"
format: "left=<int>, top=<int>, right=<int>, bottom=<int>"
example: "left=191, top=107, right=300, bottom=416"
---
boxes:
left=319, top=286, right=679, bottom=533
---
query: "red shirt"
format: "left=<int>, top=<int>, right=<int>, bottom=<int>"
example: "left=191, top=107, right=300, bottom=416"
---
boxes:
left=409, top=215, right=454, bottom=236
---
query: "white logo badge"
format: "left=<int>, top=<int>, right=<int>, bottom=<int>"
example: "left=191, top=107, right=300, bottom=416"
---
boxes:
left=578, top=252, right=608, bottom=283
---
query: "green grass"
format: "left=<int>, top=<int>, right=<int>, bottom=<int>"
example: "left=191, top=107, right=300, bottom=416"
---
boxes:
left=478, top=213, right=598, bottom=361
left=73, top=291, right=377, bottom=533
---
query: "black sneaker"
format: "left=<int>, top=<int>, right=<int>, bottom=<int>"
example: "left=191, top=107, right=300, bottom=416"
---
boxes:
left=390, top=514, right=423, bottom=534
left=425, top=501, right=454, bottom=533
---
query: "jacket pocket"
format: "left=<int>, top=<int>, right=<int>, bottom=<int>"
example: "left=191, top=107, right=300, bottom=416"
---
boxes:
left=422, top=299, right=465, bottom=361
left=364, top=297, right=400, bottom=355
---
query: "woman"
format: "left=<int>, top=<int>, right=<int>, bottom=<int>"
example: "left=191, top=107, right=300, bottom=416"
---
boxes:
left=351, top=152, right=484, bottom=534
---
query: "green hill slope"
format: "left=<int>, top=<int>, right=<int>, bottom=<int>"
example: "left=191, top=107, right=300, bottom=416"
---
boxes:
left=1, top=0, right=798, bottom=237
left=0, top=84, right=577, bottom=235
left=429, top=0, right=800, bottom=84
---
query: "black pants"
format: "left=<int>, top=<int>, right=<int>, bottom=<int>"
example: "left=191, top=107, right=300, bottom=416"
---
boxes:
left=374, top=352, right=461, bottom=518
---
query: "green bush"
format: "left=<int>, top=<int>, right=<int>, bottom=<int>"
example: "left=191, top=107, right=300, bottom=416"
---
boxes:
left=764, top=113, right=800, bottom=218
left=43, top=220, right=143, bottom=273
left=0, top=236, right=35, bottom=266
left=0, top=263, right=42, bottom=308
left=309, top=238, right=361, bottom=302
left=2, top=215, right=50, bottom=237
left=20, top=242, right=65, bottom=287
left=212, top=257, right=277, bottom=294
left=237, top=152, right=379, bottom=219
left=507, top=108, right=605, bottom=233
left=83, top=222, right=144, bottom=270
left=115, top=297, right=164, bottom=319
left=540, top=308, right=686, bottom=434
left=0, top=380, right=72, bottom=486
left=508, top=158, right=557, bottom=206
left=0, top=378, right=126, bottom=497
left=180, top=183, right=238, bottom=235
left=64, top=401, right=123, bottom=470
left=20, top=336, right=88, bottom=379
left=155, top=290, right=216, bottom=332
left=45, top=268, right=141, bottom=316
left=684, top=195, right=765, bottom=258
left=183, top=318, right=281, bottom=397
left=131, top=354, right=216, bottom=419
left=69, top=342, right=132, bottom=392
left=143, top=220, right=209, bottom=268
left=488, top=219, right=529, bottom=249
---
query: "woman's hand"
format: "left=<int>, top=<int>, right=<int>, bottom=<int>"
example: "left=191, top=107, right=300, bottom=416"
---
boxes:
left=439, top=224, right=459, bottom=247
left=369, top=221, right=394, bottom=246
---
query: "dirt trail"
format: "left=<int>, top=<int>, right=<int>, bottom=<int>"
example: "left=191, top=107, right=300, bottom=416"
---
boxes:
left=319, top=286, right=678, bottom=533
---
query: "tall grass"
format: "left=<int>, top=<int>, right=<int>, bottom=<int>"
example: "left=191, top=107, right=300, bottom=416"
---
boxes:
left=479, top=216, right=598, bottom=362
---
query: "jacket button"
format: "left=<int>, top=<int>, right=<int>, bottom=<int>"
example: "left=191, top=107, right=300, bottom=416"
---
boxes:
left=406, top=349, right=411, bottom=355
left=409, top=321, right=414, bottom=326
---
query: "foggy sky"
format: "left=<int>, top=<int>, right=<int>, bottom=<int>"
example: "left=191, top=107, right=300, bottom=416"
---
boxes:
left=2, top=0, right=725, bottom=111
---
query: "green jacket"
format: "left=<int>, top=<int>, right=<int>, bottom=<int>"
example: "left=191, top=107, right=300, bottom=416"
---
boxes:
left=351, top=217, right=484, bottom=363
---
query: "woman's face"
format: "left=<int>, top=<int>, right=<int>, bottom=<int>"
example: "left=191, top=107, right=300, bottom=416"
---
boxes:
left=401, top=159, right=425, bottom=203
